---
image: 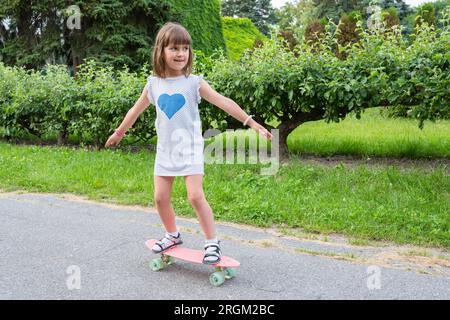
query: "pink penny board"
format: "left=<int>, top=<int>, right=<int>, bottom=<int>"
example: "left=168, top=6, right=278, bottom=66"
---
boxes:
left=145, top=239, right=240, bottom=268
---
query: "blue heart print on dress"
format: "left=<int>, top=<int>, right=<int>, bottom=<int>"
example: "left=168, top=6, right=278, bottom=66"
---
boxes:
left=157, top=94, right=186, bottom=119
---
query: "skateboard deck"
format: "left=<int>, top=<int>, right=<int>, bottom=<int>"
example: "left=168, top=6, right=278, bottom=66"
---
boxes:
left=145, top=239, right=240, bottom=286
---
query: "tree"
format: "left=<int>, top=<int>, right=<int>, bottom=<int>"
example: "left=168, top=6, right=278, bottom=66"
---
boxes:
left=274, top=0, right=319, bottom=44
left=311, top=0, right=413, bottom=33
left=0, top=0, right=67, bottom=69
left=415, top=2, right=436, bottom=28
left=433, top=0, right=450, bottom=29
left=382, top=7, right=400, bottom=29
left=0, top=1, right=174, bottom=73
left=312, top=0, right=359, bottom=22
left=336, top=11, right=362, bottom=59
left=255, top=0, right=277, bottom=34
left=206, top=19, right=449, bottom=160
left=304, top=19, right=326, bottom=50
left=372, top=0, right=413, bottom=19
left=221, top=0, right=276, bottom=35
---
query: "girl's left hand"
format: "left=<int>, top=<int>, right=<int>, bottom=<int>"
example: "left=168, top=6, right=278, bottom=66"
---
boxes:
left=250, top=122, right=273, bottom=140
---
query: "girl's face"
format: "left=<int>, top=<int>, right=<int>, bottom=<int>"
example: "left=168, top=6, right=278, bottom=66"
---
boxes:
left=163, top=43, right=190, bottom=76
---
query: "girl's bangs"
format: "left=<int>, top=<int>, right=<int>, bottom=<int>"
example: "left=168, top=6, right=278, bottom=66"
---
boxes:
left=164, top=28, right=191, bottom=47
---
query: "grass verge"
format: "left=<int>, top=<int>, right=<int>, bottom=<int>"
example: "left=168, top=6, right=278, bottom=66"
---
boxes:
left=0, top=141, right=448, bottom=248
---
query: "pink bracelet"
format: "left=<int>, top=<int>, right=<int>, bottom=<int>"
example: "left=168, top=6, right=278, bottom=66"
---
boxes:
left=243, top=115, right=253, bottom=126
left=114, top=128, right=126, bottom=138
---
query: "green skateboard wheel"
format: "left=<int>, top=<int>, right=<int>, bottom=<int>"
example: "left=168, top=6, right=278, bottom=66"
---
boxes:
left=209, top=271, right=226, bottom=287
left=150, top=258, right=164, bottom=271
left=224, top=268, right=236, bottom=279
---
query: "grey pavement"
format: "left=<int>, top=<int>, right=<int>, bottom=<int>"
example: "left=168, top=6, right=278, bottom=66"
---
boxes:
left=1, top=192, right=449, bottom=300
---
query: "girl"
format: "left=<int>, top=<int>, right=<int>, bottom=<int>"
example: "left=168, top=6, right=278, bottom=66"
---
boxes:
left=105, top=22, right=272, bottom=264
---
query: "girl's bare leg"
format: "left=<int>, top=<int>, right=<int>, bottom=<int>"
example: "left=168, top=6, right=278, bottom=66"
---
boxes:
left=154, top=175, right=177, bottom=233
left=184, top=174, right=216, bottom=239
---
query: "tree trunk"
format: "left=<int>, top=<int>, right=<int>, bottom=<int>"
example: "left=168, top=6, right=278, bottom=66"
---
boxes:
left=57, top=129, right=68, bottom=145
left=72, top=54, right=79, bottom=79
left=277, top=108, right=325, bottom=162
left=278, top=127, right=292, bottom=163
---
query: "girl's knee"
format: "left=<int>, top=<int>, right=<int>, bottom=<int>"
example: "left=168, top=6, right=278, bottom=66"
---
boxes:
left=154, top=193, right=171, bottom=206
left=187, top=192, right=205, bottom=205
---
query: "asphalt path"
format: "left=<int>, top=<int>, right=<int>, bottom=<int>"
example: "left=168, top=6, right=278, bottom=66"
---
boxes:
left=1, top=192, right=449, bottom=300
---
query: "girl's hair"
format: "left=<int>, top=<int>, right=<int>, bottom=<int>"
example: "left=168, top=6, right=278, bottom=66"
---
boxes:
left=152, top=22, right=193, bottom=78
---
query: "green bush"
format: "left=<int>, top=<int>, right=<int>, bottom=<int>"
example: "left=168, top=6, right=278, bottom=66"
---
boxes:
left=193, top=49, right=221, bottom=78
left=1, top=19, right=448, bottom=155
left=382, top=7, right=401, bottom=29
left=0, top=61, right=157, bottom=147
left=221, top=17, right=267, bottom=61
left=0, top=64, right=53, bottom=138
left=415, top=2, right=436, bottom=29
left=0, top=64, right=24, bottom=138
left=336, top=12, right=362, bottom=59
left=168, top=0, right=226, bottom=56
left=71, top=61, right=153, bottom=146
left=304, top=19, right=326, bottom=48
left=205, top=19, right=450, bottom=157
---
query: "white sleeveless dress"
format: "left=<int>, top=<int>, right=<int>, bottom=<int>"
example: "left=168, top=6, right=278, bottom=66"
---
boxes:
left=146, top=74, right=204, bottom=176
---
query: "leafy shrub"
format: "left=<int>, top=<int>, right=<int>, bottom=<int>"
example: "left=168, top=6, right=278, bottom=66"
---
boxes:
left=221, top=17, right=267, bottom=61
left=304, top=19, right=326, bottom=49
left=1, top=18, right=448, bottom=155
left=336, top=11, right=363, bottom=59
left=205, top=19, right=449, bottom=158
left=0, top=61, right=157, bottom=147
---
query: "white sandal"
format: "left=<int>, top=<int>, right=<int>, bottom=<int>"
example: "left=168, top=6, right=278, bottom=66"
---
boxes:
left=152, top=233, right=183, bottom=253
left=203, top=242, right=222, bottom=265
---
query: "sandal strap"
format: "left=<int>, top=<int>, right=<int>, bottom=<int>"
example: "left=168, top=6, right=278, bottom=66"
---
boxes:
left=204, top=243, right=220, bottom=249
left=156, top=234, right=179, bottom=248
left=204, top=243, right=221, bottom=256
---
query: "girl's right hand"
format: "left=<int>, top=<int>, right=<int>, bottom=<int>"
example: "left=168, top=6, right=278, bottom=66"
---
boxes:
left=250, top=122, right=273, bottom=141
left=105, top=133, right=123, bottom=148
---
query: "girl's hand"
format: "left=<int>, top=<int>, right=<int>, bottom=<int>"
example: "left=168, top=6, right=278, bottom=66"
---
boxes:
left=105, top=132, right=123, bottom=148
left=250, top=122, right=273, bottom=140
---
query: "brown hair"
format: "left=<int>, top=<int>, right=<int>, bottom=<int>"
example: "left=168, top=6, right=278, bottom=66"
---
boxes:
left=152, top=22, right=193, bottom=78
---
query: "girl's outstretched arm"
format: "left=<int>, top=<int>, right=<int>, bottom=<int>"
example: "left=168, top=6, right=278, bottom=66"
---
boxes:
left=105, top=86, right=150, bottom=147
left=199, top=79, right=272, bottom=140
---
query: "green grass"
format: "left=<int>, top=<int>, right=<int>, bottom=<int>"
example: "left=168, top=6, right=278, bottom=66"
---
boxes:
left=287, top=108, right=450, bottom=158
left=197, top=107, right=449, bottom=159
left=0, top=142, right=448, bottom=248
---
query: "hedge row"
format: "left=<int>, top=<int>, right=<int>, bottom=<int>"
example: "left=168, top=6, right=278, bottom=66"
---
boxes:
left=169, top=0, right=227, bottom=56
left=0, top=62, right=153, bottom=147
left=221, top=17, right=267, bottom=61
left=1, top=21, right=448, bottom=154
left=0, top=51, right=217, bottom=148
